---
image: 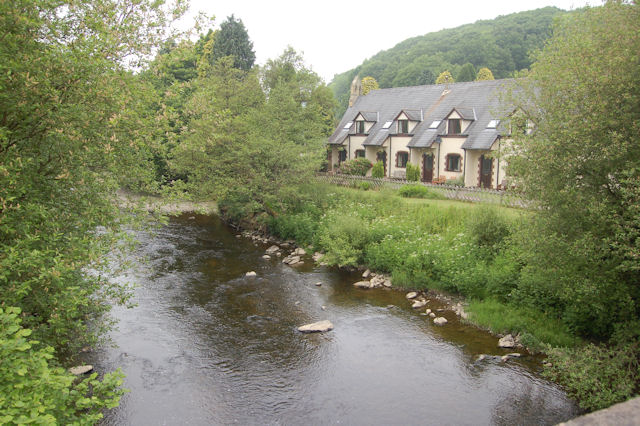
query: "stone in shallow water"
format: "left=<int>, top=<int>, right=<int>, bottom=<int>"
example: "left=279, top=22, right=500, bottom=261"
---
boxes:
left=412, top=299, right=427, bottom=309
left=245, top=271, right=257, bottom=277
left=433, top=317, right=448, bottom=326
left=406, top=292, right=418, bottom=299
left=69, top=365, right=93, bottom=375
left=265, top=245, right=280, bottom=255
left=498, top=334, right=516, bottom=348
left=262, top=255, right=271, bottom=260
left=353, top=281, right=371, bottom=289
left=297, top=320, right=334, bottom=333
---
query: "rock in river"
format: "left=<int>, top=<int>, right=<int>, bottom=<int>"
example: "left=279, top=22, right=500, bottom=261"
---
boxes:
left=433, top=317, right=448, bottom=326
left=353, top=281, right=371, bottom=289
left=406, top=292, right=418, bottom=300
left=245, top=271, right=257, bottom=277
left=69, top=365, right=93, bottom=375
left=411, top=299, right=427, bottom=309
left=297, top=320, right=334, bottom=333
left=265, top=245, right=280, bottom=255
left=498, top=334, right=516, bottom=348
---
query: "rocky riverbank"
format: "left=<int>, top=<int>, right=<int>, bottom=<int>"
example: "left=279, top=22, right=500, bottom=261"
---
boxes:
left=238, top=228, right=530, bottom=360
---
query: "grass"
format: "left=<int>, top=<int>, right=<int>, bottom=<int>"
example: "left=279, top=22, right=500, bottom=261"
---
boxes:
left=467, top=298, right=581, bottom=349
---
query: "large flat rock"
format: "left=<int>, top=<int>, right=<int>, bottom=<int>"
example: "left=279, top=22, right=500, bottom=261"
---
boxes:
left=297, top=320, right=334, bottom=333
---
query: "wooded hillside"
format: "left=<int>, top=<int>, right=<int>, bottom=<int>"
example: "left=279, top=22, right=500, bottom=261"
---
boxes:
left=330, top=7, right=567, bottom=116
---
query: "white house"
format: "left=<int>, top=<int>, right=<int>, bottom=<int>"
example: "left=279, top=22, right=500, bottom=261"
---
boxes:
left=327, top=78, right=518, bottom=189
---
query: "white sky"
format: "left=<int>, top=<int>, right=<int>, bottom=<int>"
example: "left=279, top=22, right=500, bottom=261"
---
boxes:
left=185, top=0, right=598, bottom=83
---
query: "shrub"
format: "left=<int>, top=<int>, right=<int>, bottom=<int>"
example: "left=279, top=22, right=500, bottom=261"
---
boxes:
left=371, top=161, right=384, bottom=178
left=339, top=158, right=372, bottom=176
left=406, top=163, right=420, bottom=181
left=544, top=333, right=640, bottom=412
left=358, top=181, right=372, bottom=191
left=398, top=184, right=445, bottom=200
left=268, top=212, right=318, bottom=245
left=466, top=206, right=511, bottom=250
left=0, top=307, right=126, bottom=424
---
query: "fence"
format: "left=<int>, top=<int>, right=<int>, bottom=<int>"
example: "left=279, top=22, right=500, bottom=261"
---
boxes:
left=316, top=173, right=529, bottom=208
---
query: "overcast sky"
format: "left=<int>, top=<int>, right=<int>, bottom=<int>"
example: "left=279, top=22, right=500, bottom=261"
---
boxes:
left=185, top=0, right=598, bottom=83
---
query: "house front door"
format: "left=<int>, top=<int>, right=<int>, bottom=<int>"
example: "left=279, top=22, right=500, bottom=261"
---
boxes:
left=377, top=151, right=387, bottom=176
left=422, top=153, right=433, bottom=182
left=479, top=155, right=493, bottom=188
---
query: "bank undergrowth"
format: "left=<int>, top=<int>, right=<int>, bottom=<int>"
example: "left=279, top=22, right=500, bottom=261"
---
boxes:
left=261, top=183, right=639, bottom=411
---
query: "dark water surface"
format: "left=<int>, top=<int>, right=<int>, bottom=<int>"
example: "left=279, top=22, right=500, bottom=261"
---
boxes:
left=92, top=214, right=578, bottom=425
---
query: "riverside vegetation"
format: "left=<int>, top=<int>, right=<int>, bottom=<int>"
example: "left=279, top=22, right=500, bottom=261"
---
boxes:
left=2, top=0, right=638, bottom=421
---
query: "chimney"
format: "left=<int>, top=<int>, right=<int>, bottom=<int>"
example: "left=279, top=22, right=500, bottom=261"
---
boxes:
left=348, top=75, right=362, bottom=107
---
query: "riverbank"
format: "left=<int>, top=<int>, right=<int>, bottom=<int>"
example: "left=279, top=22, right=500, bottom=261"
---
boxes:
left=116, top=189, right=218, bottom=215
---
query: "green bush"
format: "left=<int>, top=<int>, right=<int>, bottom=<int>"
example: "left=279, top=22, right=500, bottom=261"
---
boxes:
left=0, top=307, right=126, bottom=424
left=268, top=212, right=318, bottom=245
left=358, top=181, right=372, bottom=191
left=406, top=163, right=420, bottom=181
left=544, top=324, right=640, bottom=412
left=398, top=184, right=445, bottom=199
left=466, top=206, right=511, bottom=251
left=339, top=158, right=372, bottom=176
left=371, top=161, right=385, bottom=178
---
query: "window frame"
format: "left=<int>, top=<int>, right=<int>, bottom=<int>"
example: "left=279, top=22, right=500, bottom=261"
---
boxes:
left=397, top=119, right=409, bottom=134
left=445, top=153, right=461, bottom=172
left=338, top=149, right=347, bottom=163
left=448, top=119, right=461, bottom=135
left=355, top=149, right=365, bottom=159
left=396, top=151, right=409, bottom=168
left=355, top=120, right=366, bottom=134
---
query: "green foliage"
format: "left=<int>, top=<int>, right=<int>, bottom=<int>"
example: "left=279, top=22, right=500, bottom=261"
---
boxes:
left=456, top=63, right=477, bottom=82
left=371, top=161, right=385, bottom=178
left=172, top=47, right=335, bottom=221
left=476, top=67, right=495, bottom=81
left=544, top=323, right=640, bottom=412
left=405, top=163, right=420, bottom=181
left=358, top=181, right=373, bottom=191
left=507, top=1, right=640, bottom=341
left=361, top=76, right=380, bottom=95
left=330, top=7, right=564, bottom=115
left=466, top=206, right=511, bottom=251
left=339, top=158, right=372, bottom=176
left=211, top=15, right=256, bottom=71
left=0, top=307, right=126, bottom=424
left=435, top=71, right=454, bottom=85
left=467, top=299, right=579, bottom=349
left=398, top=185, right=445, bottom=200
left=446, top=176, right=465, bottom=187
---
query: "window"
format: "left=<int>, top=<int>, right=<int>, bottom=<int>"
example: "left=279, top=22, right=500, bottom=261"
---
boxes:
left=382, top=121, right=393, bottom=129
left=338, top=150, right=347, bottom=163
left=343, top=121, right=353, bottom=130
left=429, top=120, right=442, bottom=129
left=396, top=151, right=409, bottom=168
left=356, top=121, right=365, bottom=134
left=448, top=119, right=461, bottom=135
left=486, top=119, right=500, bottom=129
left=445, top=154, right=461, bottom=171
left=355, top=149, right=365, bottom=158
left=398, top=119, right=409, bottom=134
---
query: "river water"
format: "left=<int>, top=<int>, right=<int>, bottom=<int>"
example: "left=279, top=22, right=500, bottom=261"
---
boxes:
left=91, top=213, right=579, bottom=425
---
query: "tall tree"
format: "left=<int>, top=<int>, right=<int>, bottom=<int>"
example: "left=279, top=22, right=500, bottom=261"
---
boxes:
left=0, top=0, right=185, bottom=419
left=508, top=1, right=640, bottom=339
left=212, top=15, right=256, bottom=71
left=435, top=70, right=454, bottom=84
left=361, top=76, right=380, bottom=95
left=456, top=63, right=477, bottom=82
left=475, top=67, right=495, bottom=81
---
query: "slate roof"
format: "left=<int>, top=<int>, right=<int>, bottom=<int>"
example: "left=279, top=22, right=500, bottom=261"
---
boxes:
left=328, top=79, right=517, bottom=150
left=360, top=111, right=378, bottom=122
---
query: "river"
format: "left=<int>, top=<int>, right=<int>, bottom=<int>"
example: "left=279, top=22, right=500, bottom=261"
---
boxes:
left=90, top=213, right=579, bottom=425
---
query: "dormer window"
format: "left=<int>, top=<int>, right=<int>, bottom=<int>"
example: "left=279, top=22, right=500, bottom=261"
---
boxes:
left=356, top=121, right=365, bottom=134
left=398, top=119, right=409, bottom=134
left=448, top=119, right=461, bottom=135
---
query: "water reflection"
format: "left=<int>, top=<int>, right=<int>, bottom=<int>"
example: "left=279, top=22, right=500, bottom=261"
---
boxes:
left=92, top=213, right=578, bottom=425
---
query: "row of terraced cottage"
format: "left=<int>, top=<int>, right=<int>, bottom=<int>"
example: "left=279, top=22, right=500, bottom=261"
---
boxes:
left=327, top=77, right=529, bottom=189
